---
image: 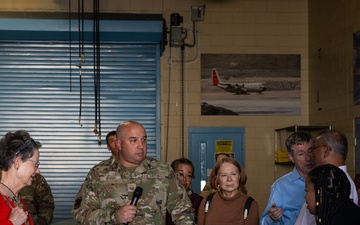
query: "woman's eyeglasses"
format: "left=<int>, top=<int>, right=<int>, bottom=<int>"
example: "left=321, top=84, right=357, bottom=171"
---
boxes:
left=176, top=173, right=193, bottom=181
left=26, top=159, right=40, bottom=169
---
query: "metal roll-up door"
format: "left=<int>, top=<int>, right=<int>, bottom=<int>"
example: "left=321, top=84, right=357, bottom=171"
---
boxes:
left=0, top=40, right=160, bottom=222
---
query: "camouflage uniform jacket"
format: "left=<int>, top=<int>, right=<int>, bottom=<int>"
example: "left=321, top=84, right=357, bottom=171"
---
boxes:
left=72, top=156, right=115, bottom=207
left=72, top=157, right=194, bottom=225
left=98, top=156, right=116, bottom=166
left=19, top=173, right=55, bottom=225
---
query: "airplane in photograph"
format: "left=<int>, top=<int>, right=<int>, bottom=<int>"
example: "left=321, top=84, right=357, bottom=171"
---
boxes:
left=211, top=68, right=267, bottom=95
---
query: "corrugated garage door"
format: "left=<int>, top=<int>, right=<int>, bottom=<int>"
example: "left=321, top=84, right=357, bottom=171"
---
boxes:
left=0, top=40, right=160, bottom=222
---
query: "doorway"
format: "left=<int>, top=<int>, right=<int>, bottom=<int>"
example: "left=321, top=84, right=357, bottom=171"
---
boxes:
left=188, top=127, right=245, bottom=194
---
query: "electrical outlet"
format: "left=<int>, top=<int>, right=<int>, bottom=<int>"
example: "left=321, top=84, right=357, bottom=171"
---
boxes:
left=191, top=5, right=205, bottom=21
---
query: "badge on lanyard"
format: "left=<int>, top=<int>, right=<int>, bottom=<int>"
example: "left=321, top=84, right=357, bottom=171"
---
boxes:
left=127, top=183, right=137, bottom=192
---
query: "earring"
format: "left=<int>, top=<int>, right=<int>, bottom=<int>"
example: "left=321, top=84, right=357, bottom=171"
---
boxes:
left=217, top=184, right=221, bottom=191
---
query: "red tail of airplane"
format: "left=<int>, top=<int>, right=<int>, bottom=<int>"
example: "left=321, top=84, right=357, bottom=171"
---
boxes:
left=211, top=68, right=266, bottom=94
left=212, top=68, right=220, bottom=86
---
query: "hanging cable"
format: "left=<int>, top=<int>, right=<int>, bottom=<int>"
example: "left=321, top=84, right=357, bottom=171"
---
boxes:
left=93, top=0, right=101, bottom=145
left=77, top=0, right=81, bottom=61
left=69, top=0, right=72, bottom=92
left=96, top=0, right=101, bottom=146
left=81, top=0, right=85, bottom=64
left=96, top=4, right=101, bottom=146
left=93, top=0, right=97, bottom=140
left=77, top=0, right=84, bottom=126
left=93, top=0, right=96, bottom=136
left=180, top=45, right=185, bottom=157
left=165, top=47, right=173, bottom=162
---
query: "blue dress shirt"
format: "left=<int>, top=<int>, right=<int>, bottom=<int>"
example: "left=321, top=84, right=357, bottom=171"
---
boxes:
left=260, top=167, right=305, bottom=225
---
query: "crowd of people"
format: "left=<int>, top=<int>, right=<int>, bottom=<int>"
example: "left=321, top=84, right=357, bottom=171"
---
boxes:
left=261, top=129, right=360, bottom=225
left=1, top=122, right=360, bottom=225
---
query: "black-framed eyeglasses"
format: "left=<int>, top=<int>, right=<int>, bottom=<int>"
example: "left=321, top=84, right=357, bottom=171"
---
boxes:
left=176, top=173, right=193, bottom=181
left=26, top=159, right=40, bottom=169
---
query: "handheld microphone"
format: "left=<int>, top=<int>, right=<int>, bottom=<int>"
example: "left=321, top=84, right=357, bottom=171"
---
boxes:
left=130, top=186, right=143, bottom=206
left=125, top=186, right=143, bottom=225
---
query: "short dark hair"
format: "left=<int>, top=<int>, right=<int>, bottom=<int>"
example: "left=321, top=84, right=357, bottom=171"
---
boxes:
left=106, top=131, right=116, bottom=146
left=285, top=131, right=313, bottom=155
left=170, top=158, right=195, bottom=175
left=215, top=153, right=231, bottom=162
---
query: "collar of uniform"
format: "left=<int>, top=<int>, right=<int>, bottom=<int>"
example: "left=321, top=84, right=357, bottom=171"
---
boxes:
left=135, top=157, right=156, bottom=174
left=113, top=157, right=155, bottom=175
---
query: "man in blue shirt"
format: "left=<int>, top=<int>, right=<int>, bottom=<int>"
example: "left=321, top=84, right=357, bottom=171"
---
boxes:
left=261, top=131, right=313, bottom=225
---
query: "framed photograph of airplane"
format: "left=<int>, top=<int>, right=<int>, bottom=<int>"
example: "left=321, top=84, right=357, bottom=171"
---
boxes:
left=201, top=54, right=301, bottom=115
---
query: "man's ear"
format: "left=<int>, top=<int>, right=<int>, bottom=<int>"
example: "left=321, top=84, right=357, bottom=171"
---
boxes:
left=288, top=153, right=295, bottom=164
left=115, top=138, right=121, bottom=151
left=322, top=146, right=331, bottom=158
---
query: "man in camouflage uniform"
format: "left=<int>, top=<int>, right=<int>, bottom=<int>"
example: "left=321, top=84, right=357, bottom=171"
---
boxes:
left=72, top=130, right=120, bottom=210
left=72, top=120, right=194, bottom=224
left=20, top=173, right=55, bottom=225
left=0, top=172, right=55, bottom=225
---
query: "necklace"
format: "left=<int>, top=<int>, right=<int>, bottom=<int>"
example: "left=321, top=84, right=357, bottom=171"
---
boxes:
left=0, top=182, right=28, bottom=224
left=0, top=182, right=23, bottom=207
left=0, top=181, right=17, bottom=197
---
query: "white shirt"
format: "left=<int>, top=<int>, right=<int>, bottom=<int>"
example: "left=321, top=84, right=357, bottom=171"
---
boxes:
left=294, top=165, right=359, bottom=225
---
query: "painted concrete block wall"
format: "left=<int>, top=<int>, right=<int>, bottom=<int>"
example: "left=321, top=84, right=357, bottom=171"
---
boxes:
left=308, top=0, right=360, bottom=187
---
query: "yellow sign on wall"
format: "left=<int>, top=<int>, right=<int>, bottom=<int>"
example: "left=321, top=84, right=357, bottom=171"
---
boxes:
left=215, top=140, right=233, bottom=154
